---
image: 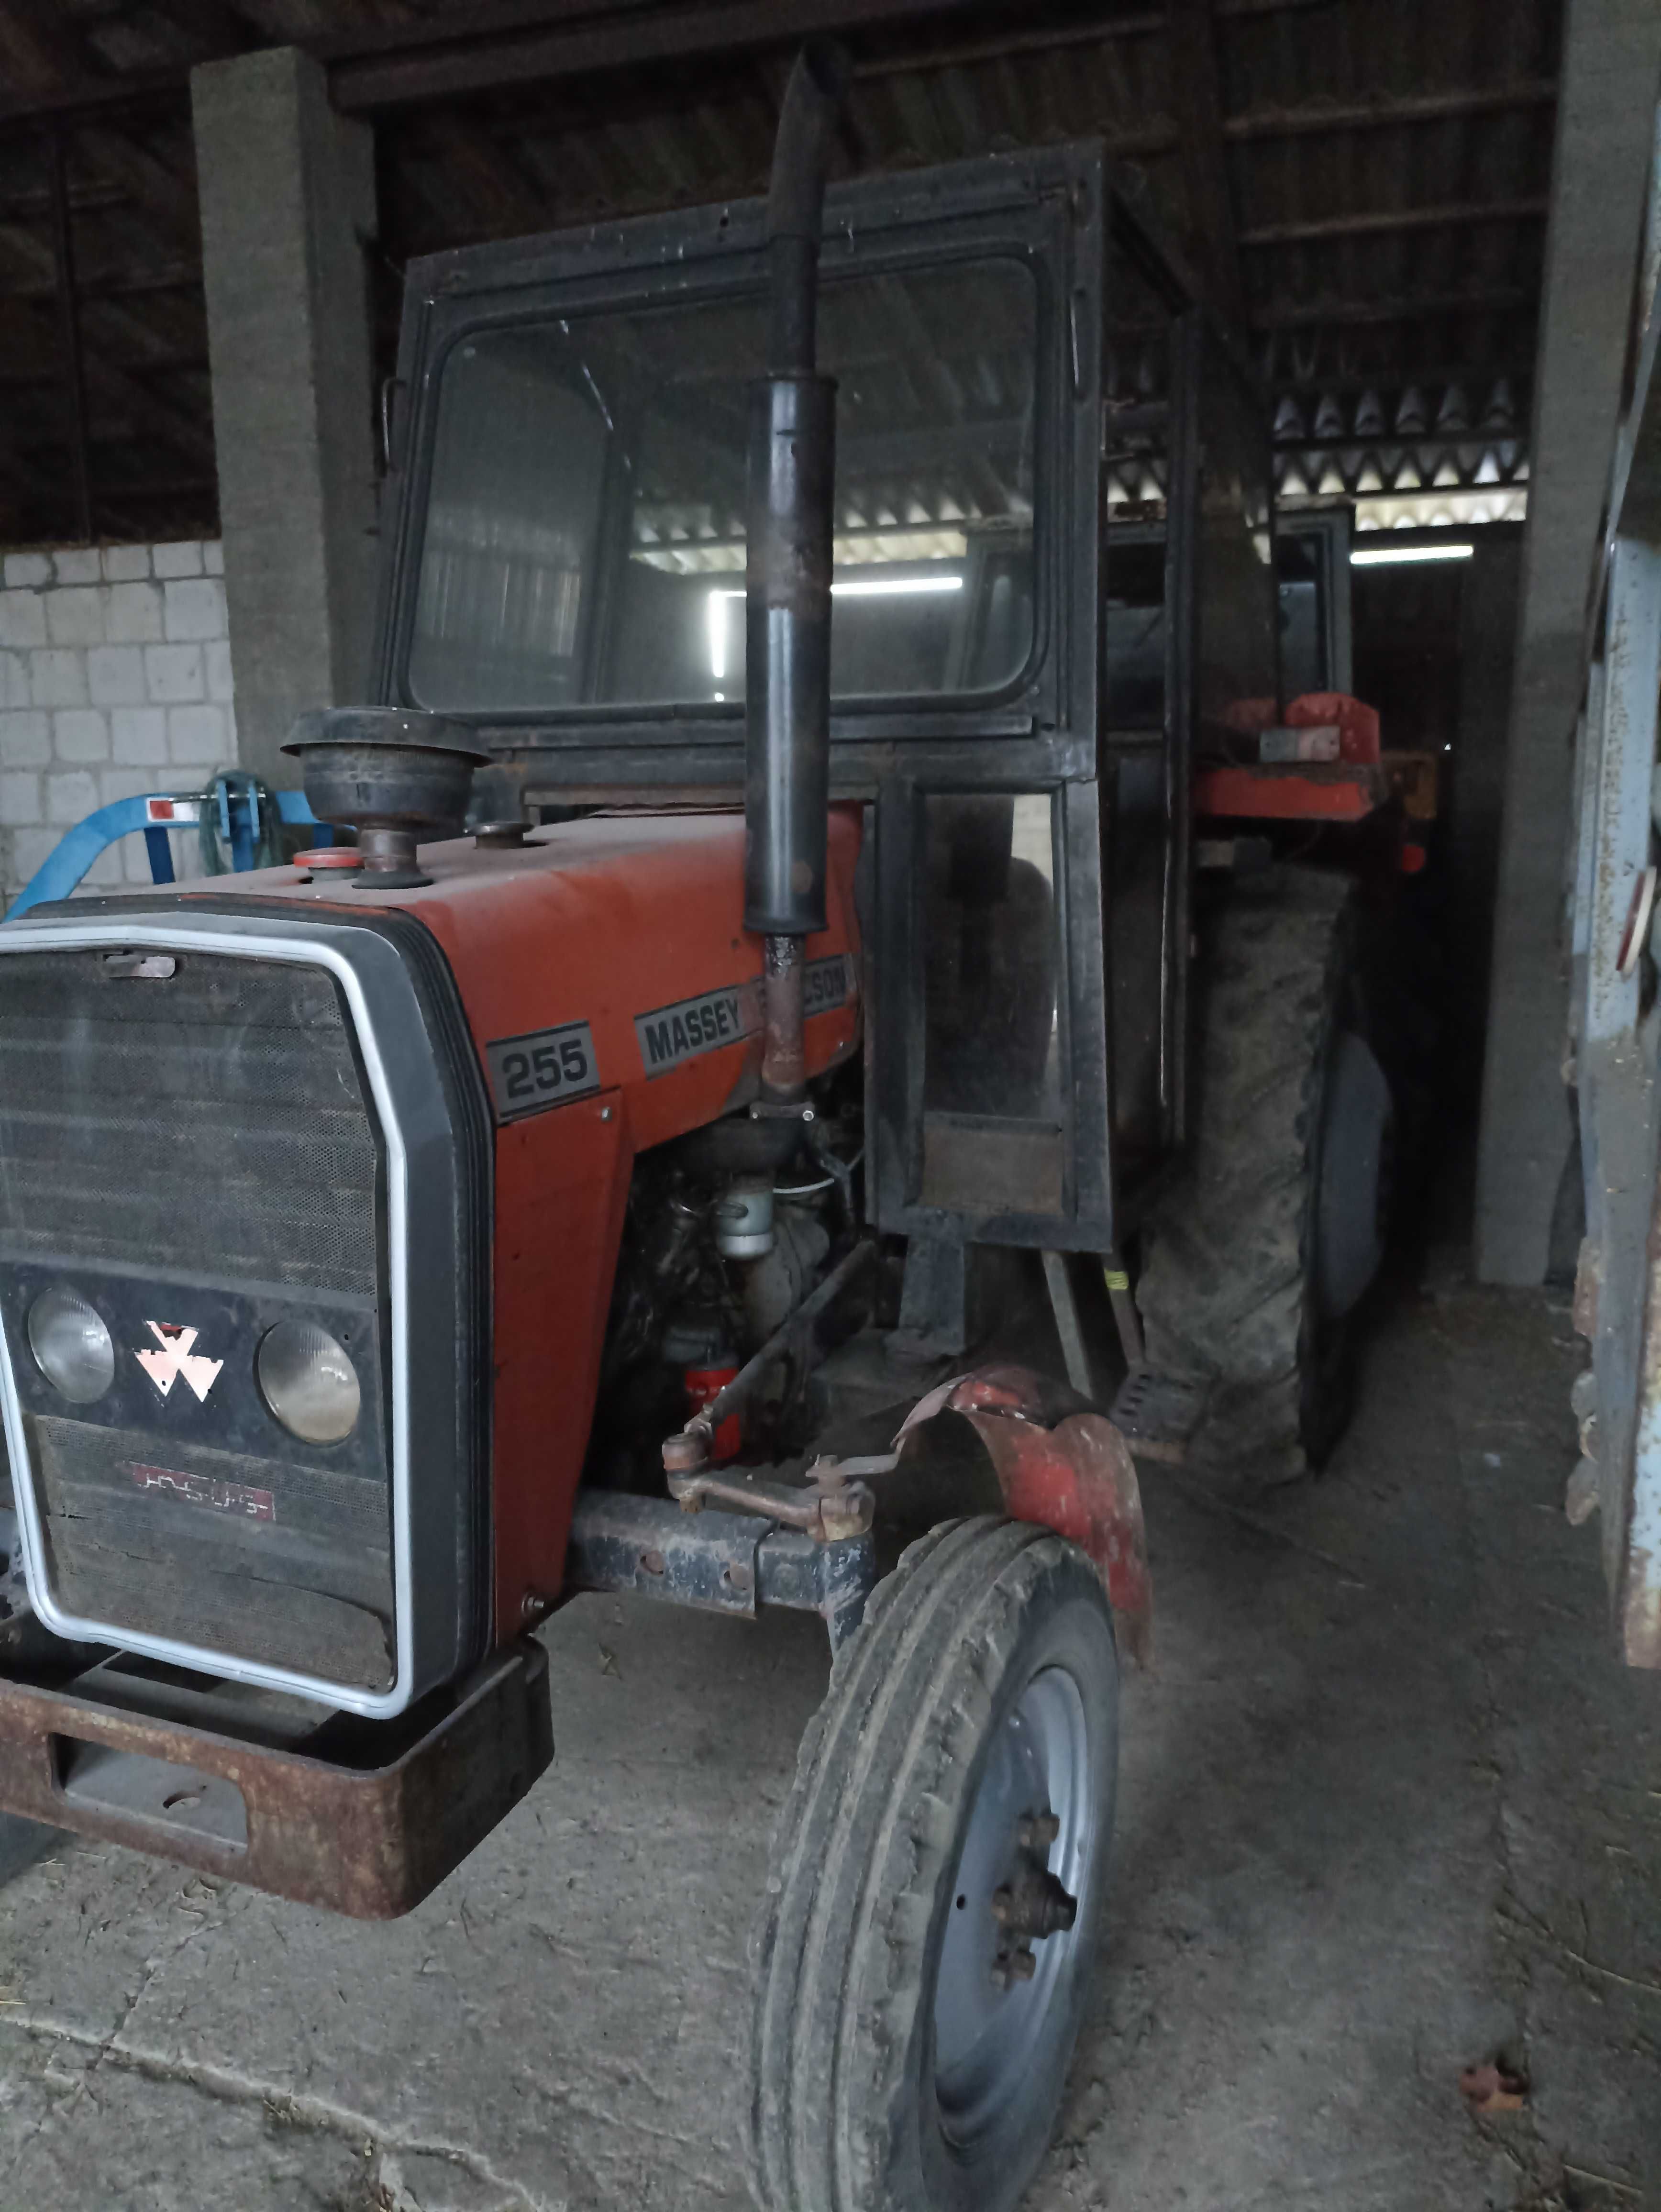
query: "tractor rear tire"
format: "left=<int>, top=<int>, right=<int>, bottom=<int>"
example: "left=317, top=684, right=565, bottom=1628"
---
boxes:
left=745, top=1516, right=1118, bottom=2212
left=1135, top=866, right=1367, bottom=1482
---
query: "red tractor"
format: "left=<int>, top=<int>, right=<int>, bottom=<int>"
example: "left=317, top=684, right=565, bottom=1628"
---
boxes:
left=0, top=49, right=1395, bottom=2212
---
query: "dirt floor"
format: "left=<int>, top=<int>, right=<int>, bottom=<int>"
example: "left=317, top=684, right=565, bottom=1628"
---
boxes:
left=0, top=1265, right=1656, bottom=2212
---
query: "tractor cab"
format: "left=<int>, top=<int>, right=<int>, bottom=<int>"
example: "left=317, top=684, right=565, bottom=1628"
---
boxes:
left=369, top=138, right=1285, bottom=1288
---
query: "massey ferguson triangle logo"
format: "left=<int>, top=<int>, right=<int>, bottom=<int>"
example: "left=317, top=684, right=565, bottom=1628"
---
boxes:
left=135, top=1322, right=223, bottom=1405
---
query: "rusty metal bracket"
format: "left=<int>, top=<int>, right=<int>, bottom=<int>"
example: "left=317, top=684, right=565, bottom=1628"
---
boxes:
left=666, top=1463, right=875, bottom=1541
left=0, top=1641, right=552, bottom=1918
left=566, top=1489, right=876, bottom=1649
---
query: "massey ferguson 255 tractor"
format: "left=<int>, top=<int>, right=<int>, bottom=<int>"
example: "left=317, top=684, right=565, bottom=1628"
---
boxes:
left=0, top=48, right=1395, bottom=2212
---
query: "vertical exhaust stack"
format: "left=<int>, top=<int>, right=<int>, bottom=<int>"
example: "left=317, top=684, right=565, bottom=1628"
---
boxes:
left=745, top=43, right=850, bottom=1101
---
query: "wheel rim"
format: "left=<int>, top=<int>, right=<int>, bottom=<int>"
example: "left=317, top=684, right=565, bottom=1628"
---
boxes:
left=1314, top=1028, right=1393, bottom=1321
left=932, top=1664, right=1096, bottom=2144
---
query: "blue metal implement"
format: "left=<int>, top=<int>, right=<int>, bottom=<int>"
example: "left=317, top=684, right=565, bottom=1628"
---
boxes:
left=4, top=780, right=319, bottom=921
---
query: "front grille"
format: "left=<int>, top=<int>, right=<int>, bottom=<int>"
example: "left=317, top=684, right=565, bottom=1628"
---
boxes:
left=0, top=951, right=378, bottom=1297
left=0, top=947, right=394, bottom=1696
left=30, top=1413, right=393, bottom=1690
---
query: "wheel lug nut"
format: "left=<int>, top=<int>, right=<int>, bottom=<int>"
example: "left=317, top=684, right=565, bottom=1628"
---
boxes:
left=991, top=1885, right=1012, bottom=1924
left=1017, top=1811, right=1061, bottom=1849
left=990, top=1943, right=1038, bottom=1990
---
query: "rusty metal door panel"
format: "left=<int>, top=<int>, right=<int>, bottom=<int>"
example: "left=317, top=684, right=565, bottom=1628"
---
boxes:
left=1576, top=541, right=1661, bottom=1648
left=1571, top=363, right=1661, bottom=1659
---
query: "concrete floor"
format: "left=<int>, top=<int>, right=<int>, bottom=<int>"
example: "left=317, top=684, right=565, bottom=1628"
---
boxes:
left=0, top=1271, right=1656, bottom=2212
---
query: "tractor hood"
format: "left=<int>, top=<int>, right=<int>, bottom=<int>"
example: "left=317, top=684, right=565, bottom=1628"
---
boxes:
left=77, top=807, right=864, bottom=1156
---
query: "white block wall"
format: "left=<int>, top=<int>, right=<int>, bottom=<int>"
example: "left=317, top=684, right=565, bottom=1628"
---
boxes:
left=0, top=542, right=239, bottom=902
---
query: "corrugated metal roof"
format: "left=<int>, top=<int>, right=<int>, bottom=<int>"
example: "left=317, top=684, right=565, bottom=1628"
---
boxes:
left=0, top=0, right=1560, bottom=545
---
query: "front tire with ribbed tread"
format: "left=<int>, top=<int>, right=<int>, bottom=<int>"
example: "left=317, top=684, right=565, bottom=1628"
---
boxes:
left=745, top=1516, right=1118, bottom=2212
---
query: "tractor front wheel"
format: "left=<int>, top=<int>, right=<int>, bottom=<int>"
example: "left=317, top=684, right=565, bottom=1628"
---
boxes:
left=745, top=1516, right=1118, bottom=2212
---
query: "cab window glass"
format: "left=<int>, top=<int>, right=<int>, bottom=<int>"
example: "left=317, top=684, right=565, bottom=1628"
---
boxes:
left=408, top=259, right=1039, bottom=711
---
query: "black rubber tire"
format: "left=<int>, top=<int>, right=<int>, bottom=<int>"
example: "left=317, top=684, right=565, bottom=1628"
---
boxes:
left=1136, top=866, right=1358, bottom=1482
left=745, top=1517, right=1118, bottom=2212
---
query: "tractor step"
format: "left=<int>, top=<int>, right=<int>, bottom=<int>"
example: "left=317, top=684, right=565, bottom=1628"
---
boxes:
left=1108, top=1370, right=1207, bottom=1464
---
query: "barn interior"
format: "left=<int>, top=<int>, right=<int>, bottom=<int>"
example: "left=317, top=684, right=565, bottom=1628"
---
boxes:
left=0, top=5, right=1657, bottom=2209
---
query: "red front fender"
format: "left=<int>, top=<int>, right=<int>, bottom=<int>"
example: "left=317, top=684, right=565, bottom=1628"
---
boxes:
left=897, top=1365, right=1152, bottom=1665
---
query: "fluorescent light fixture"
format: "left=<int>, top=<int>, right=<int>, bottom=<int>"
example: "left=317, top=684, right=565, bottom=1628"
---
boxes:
left=706, top=574, right=963, bottom=676
left=707, top=588, right=729, bottom=681
left=1351, top=541, right=1474, bottom=568
left=831, top=575, right=964, bottom=598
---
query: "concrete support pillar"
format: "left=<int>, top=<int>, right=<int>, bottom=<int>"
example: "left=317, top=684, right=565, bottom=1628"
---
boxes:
left=1474, top=0, right=1661, bottom=1283
left=190, top=48, right=378, bottom=790
left=1447, top=536, right=1522, bottom=1131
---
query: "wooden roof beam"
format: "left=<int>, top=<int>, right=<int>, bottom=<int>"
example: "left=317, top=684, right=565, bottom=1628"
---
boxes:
left=322, top=0, right=1344, bottom=111
left=1242, top=197, right=1549, bottom=247
left=0, top=413, right=65, bottom=499
left=1225, top=79, right=1556, bottom=140
left=75, top=124, right=199, bottom=249
left=1253, top=284, right=1535, bottom=330
left=0, top=262, right=200, bottom=300
left=330, top=0, right=984, bottom=113
left=417, top=110, right=553, bottom=239
left=0, top=0, right=93, bottom=95
left=1164, top=0, right=1244, bottom=325
left=7, top=288, right=214, bottom=466
left=141, top=0, right=259, bottom=66
left=1265, top=358, right=1533, bottom=395
left=0, top=176, right=126, bottom=221
left=0, top=341, right=208, bottom=386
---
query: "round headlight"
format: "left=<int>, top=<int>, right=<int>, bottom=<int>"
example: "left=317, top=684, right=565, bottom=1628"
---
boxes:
left=28, top=1287, right=115, bottom=1404
left=257, top=1320, right=361, bottom=1445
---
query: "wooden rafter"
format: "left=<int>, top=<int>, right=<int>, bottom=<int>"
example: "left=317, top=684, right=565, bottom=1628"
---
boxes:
left=1242, top=197, right=1550, bottom=248
left=418, top=110, right=552, bottom=240
left=1163, top=0, right=1244, bottom=326
left=6, top=261, right=200, bottom=300
left=7, top=287, right=214, bottom=461
left=47, top=124, right=92, bottom=539
left=1224, top=80, right=1556, bottom=141
left=0, top=0, right=91, bottom=95
left=140, top=0, right=259, bottom=64
left=0, top=0, right=1564, bottom=549
left=1253, top=285, right=1536, bottom=331
left=76, top=123, right=199, bottom=248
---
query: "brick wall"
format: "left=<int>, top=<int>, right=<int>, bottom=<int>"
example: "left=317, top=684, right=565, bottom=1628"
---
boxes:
left=0, top=542, right=239, bottom=903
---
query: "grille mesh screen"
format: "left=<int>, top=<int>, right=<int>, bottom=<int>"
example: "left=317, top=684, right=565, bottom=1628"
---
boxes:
left=31, top=1414, right=394, bottom=1690
left=0, top=951, right=379, bottom=1295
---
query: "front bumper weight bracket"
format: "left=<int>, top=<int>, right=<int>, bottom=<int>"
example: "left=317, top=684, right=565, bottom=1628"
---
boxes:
left=0, top=1639, right=552, bottom=1918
